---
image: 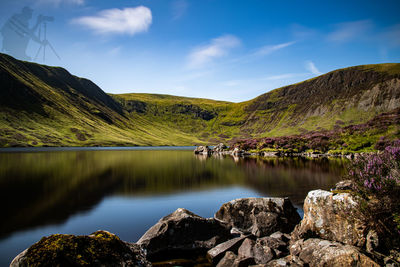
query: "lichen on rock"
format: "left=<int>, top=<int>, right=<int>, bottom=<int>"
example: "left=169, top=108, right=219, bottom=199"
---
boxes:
left=10, top=230, right=150, bottom=267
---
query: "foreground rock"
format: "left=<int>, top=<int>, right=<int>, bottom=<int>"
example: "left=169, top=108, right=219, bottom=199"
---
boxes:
left=215, top=197, right=301, bottom=237
left=291, top=190, right=368, bottom=247
left=290, top=238, right=379, bottom=266
left=10, top=230, right=150, bottom=267
left=137, top=208, right=230, bottom=261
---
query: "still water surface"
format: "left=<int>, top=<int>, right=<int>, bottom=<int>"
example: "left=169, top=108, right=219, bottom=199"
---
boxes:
left=0, top=147, right=346, bottom=265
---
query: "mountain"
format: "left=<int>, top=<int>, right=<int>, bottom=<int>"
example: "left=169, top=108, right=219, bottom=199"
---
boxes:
left=0, top=53, right=206, bottom=146
left=0, top=52, right=399, bottom=147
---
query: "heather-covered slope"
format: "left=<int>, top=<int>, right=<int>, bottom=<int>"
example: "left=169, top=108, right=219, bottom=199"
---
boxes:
left=238, top=64, right=400, bottom=137
left=0, top=52, right=399, bottom=147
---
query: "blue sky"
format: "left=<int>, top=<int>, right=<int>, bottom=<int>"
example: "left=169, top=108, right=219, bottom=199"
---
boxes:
left=0, top=0, right=399, bottom=102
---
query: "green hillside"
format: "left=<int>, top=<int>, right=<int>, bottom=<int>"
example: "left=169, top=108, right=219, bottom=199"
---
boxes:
left=0, top=52, right=399, bottom=147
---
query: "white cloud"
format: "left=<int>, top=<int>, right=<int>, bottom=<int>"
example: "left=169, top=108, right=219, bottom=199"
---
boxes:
left=305, top=61, right=322, bottom=75
left=254, top=41, right=296, bottom=56
left=71, top=6, right=152, bottom=35
left=327, top=20, right=372, bottom=43
left=172, top=0, right=188, bottom=20
left=187, top=34, right=241, bottom=68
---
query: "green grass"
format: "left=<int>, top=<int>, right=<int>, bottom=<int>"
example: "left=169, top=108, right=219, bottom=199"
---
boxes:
left=0, top=52, right=399, bottom=147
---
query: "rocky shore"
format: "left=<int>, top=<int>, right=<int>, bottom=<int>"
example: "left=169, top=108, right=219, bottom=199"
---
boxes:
left=10, top=179, right=399, bottom=266
left=194, top=144, right=358, bottom=159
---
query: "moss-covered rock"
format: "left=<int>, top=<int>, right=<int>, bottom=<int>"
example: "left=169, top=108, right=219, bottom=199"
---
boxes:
left=10, top=230, right=150, bottom=267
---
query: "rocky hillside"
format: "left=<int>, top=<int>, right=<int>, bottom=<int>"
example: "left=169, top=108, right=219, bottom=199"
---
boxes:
left=0, top=52, right=399, bottom=147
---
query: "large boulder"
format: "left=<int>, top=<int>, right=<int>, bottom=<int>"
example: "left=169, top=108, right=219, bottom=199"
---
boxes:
left=137, top=208, right=230, bottom=261
left=290, top=238, right=379, bottom=266
left=291, top=190, right=368, bottom=247
left=10, top=230, right=150, bottom=267
left=215, top=198, right=301, bottom=237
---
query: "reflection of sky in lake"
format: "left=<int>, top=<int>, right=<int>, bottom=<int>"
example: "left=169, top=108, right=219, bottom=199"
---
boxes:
left=0, top=149, right=343, bottom=265
left=1, top=186, right=276, bottom=266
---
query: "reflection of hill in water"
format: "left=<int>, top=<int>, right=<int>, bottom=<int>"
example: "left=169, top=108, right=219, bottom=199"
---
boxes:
left=0, top=150, right=346, bottom=239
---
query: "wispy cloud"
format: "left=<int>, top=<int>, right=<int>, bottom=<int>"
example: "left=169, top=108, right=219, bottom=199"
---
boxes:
left=187, top=34, right=241, bottom=69
left=221, top=73, right=308, bottom=87
left=381, top=24, right=400, bottom=47
left=305, top=61, right=322, bottom=75
left=71, top=6, right=152, bottom=35
left=254, top=41, right=296, bottom=56
left=172, top=0, right=188, bottom=20
left=327, top=20, right=373, bottom=43
left=108, top=46, right=122, bottom=56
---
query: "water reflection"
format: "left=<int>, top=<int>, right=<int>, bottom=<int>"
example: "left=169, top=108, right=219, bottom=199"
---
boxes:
left=0, top=150, right=346, bottom=242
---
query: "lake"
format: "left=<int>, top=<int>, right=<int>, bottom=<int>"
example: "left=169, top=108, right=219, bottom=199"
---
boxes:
left=0, top=147, right=346, bottom=265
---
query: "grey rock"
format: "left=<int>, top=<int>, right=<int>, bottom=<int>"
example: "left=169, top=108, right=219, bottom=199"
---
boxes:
left=253, top=240, right=275, bottom=264
left=290, top=238, right=379, bottom=266
left=137, top=208, right=230, bottom=260
left=331, top=179, right=355, bottom=191
left=238, top=238, right=256, bottom=259
left=194, top=145, right=211, bottom=155
left=10, top=230, right=150, bottom=267
left=207, top=236, right=247, bottom=264
left=266, top=255, right=304, bottom=267
left=366, top=230, right=379, bottom=253
left=215, top=197, right=301, bottom=237
left=291, top=189, right=368, bottom=247
left=213, top=143, right=228, bottom=153
left=269, top=231, right=291, bottom=243
left=234, top=256, right=256, bottom=267
left=217, top=251, right=237, bottom=267
left=232, top=147, right=244, bottom=156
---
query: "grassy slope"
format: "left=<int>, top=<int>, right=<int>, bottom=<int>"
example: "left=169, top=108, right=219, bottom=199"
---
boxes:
left=111, top=63, right=400, bottom=145
left=0, top=52, right=399, bottom=147
left=0, top=53, right=204, bottom=146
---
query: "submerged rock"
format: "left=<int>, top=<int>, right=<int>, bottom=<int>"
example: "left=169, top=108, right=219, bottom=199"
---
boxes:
left=291, top=189, right=368, bottom=247
left=10, top=230, right=150, bottom=267
left=137, top=208, right=230, bottom=261
left=290, top=238, right=379, bottom=266
left=215, top=197, right=301, bottom=237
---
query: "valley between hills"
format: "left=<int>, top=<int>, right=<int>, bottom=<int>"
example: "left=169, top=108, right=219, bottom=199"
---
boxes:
left=0, top=52, right=399, bottom=150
